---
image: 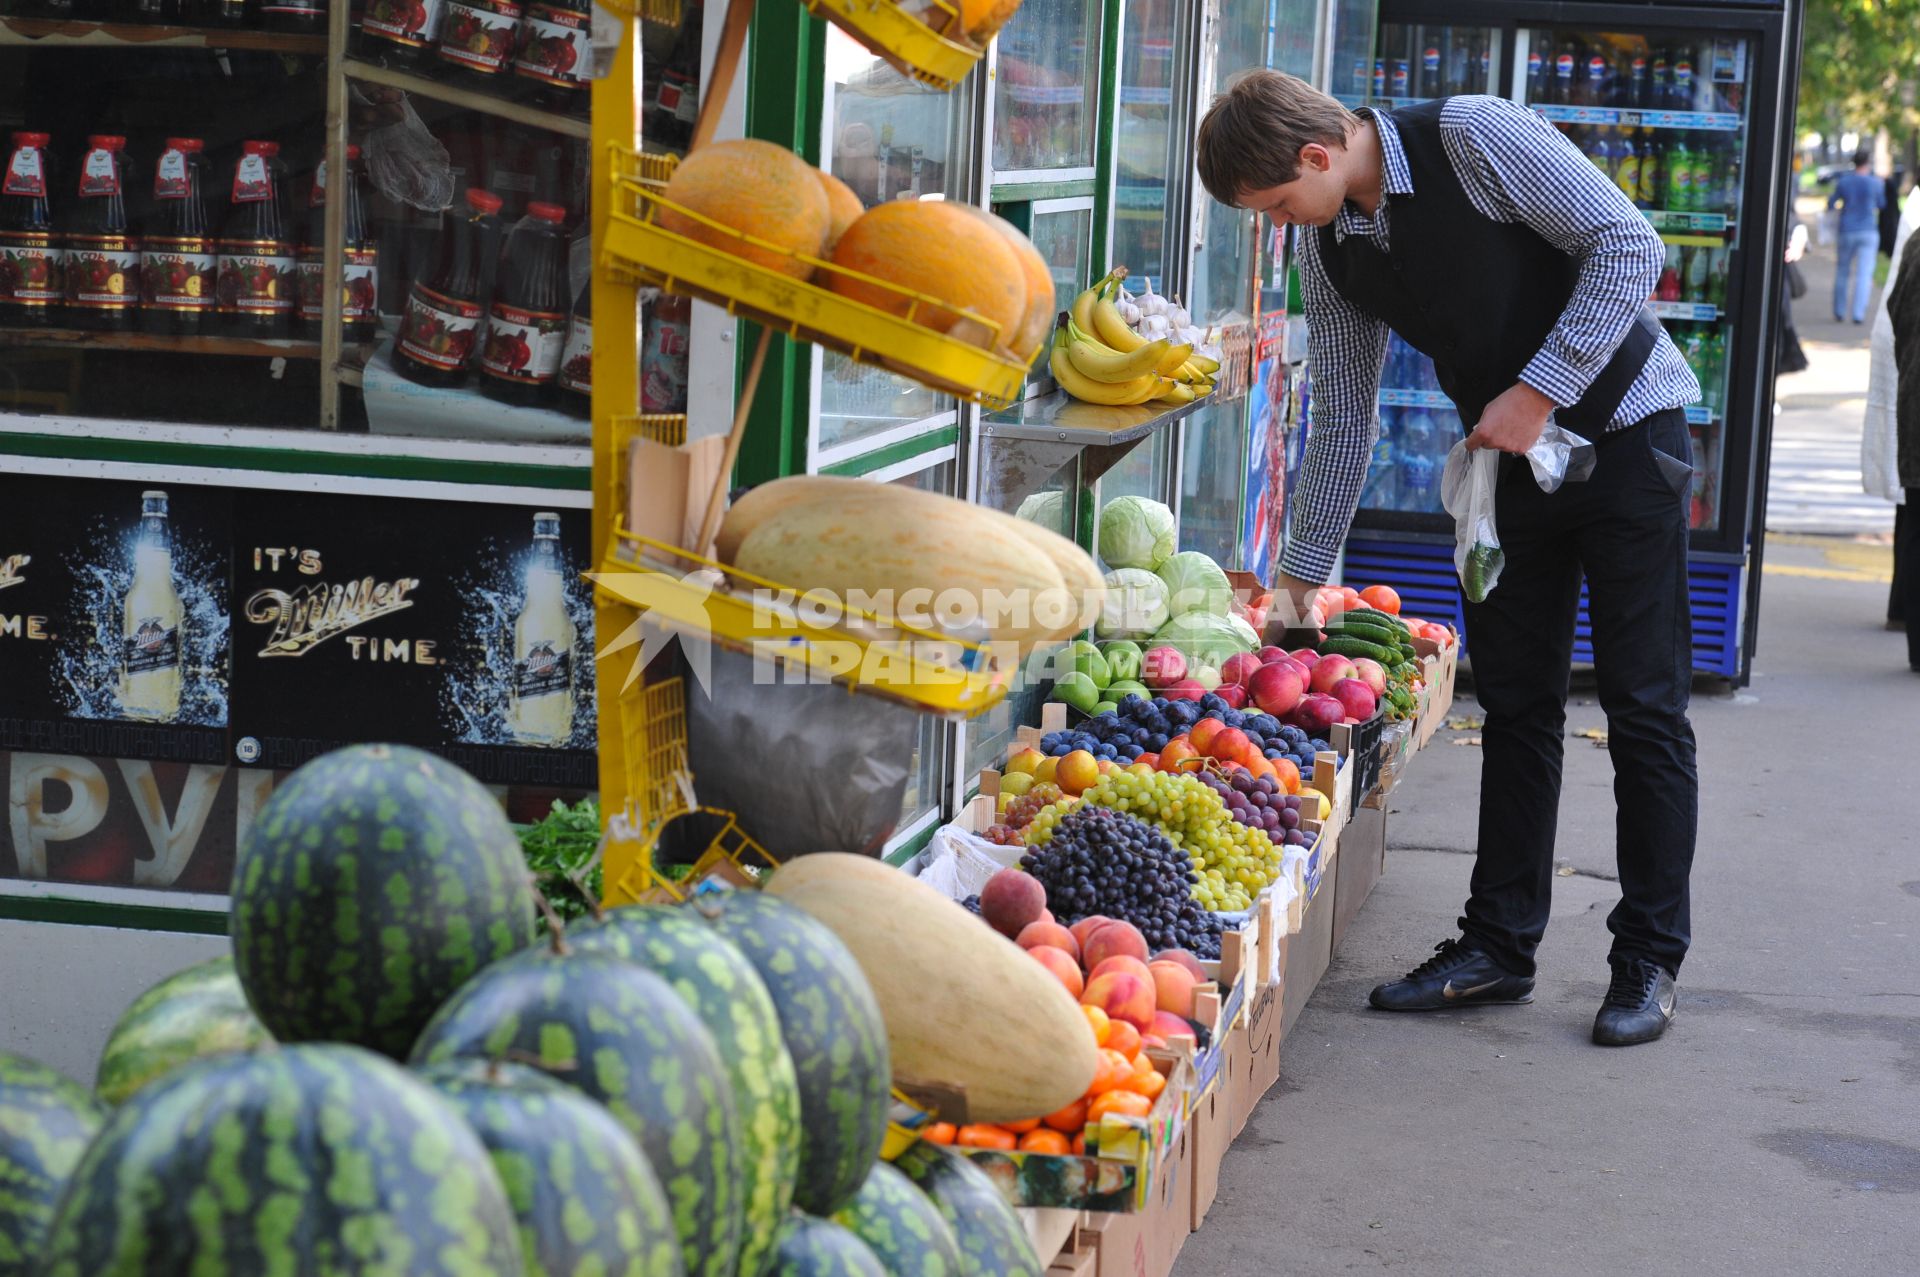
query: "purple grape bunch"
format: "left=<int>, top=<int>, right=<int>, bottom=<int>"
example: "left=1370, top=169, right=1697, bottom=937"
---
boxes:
left=1197, top=771, right=1315, bottom=848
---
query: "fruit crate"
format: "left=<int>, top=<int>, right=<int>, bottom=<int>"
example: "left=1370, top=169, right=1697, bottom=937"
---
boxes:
left=603, top=148, right=1030, bottom=406
left=595, top=521, right=1017, bottom=718
left=1329, top=707, right=1385, bottom=805
left=799, top=0, right=984, bottom=90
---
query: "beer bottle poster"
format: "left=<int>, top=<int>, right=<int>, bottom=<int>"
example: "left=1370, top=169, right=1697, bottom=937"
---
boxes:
left=0, top=473, right=230, bottom=765
left=227, top=489, right=596, bottom=787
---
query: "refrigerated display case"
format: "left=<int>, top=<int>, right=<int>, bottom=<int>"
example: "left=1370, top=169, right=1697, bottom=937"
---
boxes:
left=1342, top=0, right=1801, bottom=682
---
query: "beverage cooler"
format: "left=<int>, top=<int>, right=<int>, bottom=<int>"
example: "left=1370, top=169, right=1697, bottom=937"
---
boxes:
left=1339, top=0, right=1801, bottom=683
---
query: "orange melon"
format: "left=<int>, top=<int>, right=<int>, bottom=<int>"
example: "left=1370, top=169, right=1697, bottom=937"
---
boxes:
left=828, top=199, right=1026, bottom=349
left=957, top=205, right=1054, bottom=361
left=658, top=139, right=830, bottom=280
left=960, top=0, right=1022, bottom=44
left=815, top=168, right=866, bottom=255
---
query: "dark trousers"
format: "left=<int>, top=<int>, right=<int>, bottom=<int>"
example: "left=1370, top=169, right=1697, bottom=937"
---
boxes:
left=1903, top=493, right=1920, bottom=669
left=1892, top=500, right=1909, bottom=626
left=1459, top=409, right=1699, bottom=977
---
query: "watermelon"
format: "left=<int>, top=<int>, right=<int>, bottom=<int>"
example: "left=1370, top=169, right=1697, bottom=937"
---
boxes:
left=0, top=1053, right=103, bottom=1272
left=94, top=955, right=272, bottom=1107
left=571, top=905, right=801, bottom=1277
left=695, top=891, right=889, bottom=1216
left=38, top=1043, right=523, bottom=1276
left=229, top=743, right=528, bottom=1059
left=411, top=945, right=741, bottom=1277
left=893, top=1143, right=1043, bottom=1277
left=831, top=1162, right=964, bottom=1277
left=767, top=1215, right=887, bottom=1277
left=418, top=1059, right=683, bottom=1277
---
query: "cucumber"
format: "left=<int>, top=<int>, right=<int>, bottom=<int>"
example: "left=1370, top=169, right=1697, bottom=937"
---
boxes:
left=1345, top=607, right=1410, bottom=634
left=1329, top=618, right=1404, bottom=647
left=1318, top=634, right=1401, bottom=664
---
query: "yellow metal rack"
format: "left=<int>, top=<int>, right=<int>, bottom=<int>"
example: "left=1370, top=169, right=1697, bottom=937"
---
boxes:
left=799, top=0, right=983, bottom=90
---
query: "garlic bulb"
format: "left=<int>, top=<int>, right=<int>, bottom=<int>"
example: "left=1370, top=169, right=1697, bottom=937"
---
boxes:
left=1119, top=299, right=1142, bottom=326
left=1167, top=303, right=1191, bottom=328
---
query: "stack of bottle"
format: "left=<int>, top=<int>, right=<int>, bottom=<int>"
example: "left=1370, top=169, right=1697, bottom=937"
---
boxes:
left=1524, top=36, right=1746, bottom=114
left=354, top=0, right=593, bottom=118
left=1361, top=335, right=1458, bottom=517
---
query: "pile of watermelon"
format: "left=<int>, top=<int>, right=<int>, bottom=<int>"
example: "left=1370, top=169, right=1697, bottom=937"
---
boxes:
left=0, top=742, right=1044, bottom=1277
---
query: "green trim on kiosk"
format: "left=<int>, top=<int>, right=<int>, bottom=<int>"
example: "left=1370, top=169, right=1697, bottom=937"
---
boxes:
left=0, top=894, right=228, bottom=936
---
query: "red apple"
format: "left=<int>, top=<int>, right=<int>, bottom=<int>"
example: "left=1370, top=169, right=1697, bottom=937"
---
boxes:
left=1288, top=647, right=1321, bottom=670
left=1247, top=661, right=1305, bottom=717
left=1257, top=645, right=1290, bottom=665
left=1214, top=683, right=1248, bottom=709
left=1290, top=692, right=1344, bottom=736
left=1351, top=657, right=1388, bottom=697
left=1141, top=646, right=1187, bottom=688
left=1330, top=677, right=1377, bottom=722
left=1218, top=652, right=1263, bottom=688
left=1162, top=679, right=1207, bottom=702
left=1308, top=655, right=1358, bottom=696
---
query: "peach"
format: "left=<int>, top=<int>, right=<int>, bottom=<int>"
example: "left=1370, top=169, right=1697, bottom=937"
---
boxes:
left=1056, top=749, right=1099, bottom=796
left=1028, top=945, right=1084, bottom=998
left=1087, top=955, right=1154, bottom=986
left=1068, top=915, right=1114, bottom=949
left=1016, top=920, right=1080, bottom=960
left=1148, top=960, right=1198, bottom=1018
left=980, top=867, right=1046, bottom=939
left=1081, top=920, right=1149, bottom=971
left=1150, top=1010, right=1195, bottom=1042
left=1150, top=949, right=1207, bottom=982
left=1005, top=746, right=1045, bottom=776
left=1081, top=971, right=1155, bottom=1032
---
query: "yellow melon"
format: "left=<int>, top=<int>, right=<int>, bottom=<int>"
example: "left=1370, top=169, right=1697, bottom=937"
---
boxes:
left=827, top=199, right=1027, bottom=349
left=959, top=0, right=1022, bottom=44
left=815, top=168, right=866, bottom=255
left=658, top=139, right=830, bottom=280
left=957, top=205, right=1054, bottom=361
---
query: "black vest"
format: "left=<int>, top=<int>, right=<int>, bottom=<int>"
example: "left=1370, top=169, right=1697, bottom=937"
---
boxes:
left=1316, top=99, right=1659, bottom=431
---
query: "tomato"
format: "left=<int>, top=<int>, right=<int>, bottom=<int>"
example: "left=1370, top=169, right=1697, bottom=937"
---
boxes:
left=957, top=1124, right=1018, bottom=1150
left=1358, top=584, right=1401, bottom=614
left=1305, top=586, right=1346, bottom=620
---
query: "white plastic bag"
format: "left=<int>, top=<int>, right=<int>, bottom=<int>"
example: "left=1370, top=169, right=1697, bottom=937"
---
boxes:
left=357, top=86, right=454, bottom=212
left=916, top=822, right=1025, bottom=901
left=1442, top=440, right=1505, bottom=602
left=1525, top=421, right=1596, bottom=493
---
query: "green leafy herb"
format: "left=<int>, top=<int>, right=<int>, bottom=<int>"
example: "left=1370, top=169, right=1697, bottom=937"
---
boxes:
left=517, top=797, right=603, bottom=931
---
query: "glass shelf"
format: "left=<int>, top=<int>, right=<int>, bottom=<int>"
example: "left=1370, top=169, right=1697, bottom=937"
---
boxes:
left=1646, top=209, right=1732, bottom=234
left=0, top=328, right=321, bottom=359
left=1378, top=387, right=1451, bottom=409
left=1529, top=102, right=1741, bottom=133
left=0, top=15, right=328, bottom=50
left=1650, top=300, right=1721, bottom=322
left=341, top=57, right=592, bottom=140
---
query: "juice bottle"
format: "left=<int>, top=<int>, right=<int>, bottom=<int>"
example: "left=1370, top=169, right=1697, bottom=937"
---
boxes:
left=141, top=138, right=218, bottom=336
left=394, top=186, right=500, bottom=387
left=297, top=144, right=379, bottom=344
left=435, top=0, right=522, bottom=87
left=556, top=273, right=589, bottom=417
left=510, top=0, right=590, bottom=115
left=260, top=0, right=320, bottom=32
left=217, top=140, right=295, bottom=338
left=479, top=201, right=568, bottom=406
left=0, top=133, right=63, bottom=330
left=357, top=0, right=444, bottom=69
left=64, top=136, right=140, bottom=333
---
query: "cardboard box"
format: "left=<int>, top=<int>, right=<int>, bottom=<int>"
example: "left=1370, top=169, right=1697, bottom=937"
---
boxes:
left=1249, top=983, right=1282, bottom=1103
left=1187, top=1083, right=1228, bottom=1232
left=1331, top=803, right=1387, bottom=953
left=1282, top=845, right=1338, bottom=1040
left=1084, top=1107, right=1192, bottom=1277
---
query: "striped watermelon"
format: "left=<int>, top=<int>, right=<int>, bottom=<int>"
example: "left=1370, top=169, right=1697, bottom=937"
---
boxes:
left=0, top=1053, right=102, bottom=1272
left=831, top=1162, right=964, bottom=1277
left=893, top=1143, right=1043, bottom=1277
left=571, top=905, right=801, bottom=1277
left=418, top=1059, right=683, bottom=1277
left=229, top=743, right=530, bottom=1059
left=767, top=1215, right=887, bottom=1277
left=94, top=955, right=271, bottom=1107
left=696, top=892, right=889, bottom=1217
left=38, top=1044, right=524, bottom=1276
left=410, top=945, right=741, bottom=1277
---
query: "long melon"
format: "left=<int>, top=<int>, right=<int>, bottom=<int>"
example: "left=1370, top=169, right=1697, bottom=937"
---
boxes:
left=732, top=487, right=1074, bottom=646
left=763, top=853, right=1098, bottom=1124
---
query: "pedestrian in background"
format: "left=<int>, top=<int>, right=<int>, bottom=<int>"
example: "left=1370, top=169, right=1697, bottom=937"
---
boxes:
left=1864, top=187, right=1919, bottom=633
left=1779, top=218, right=1810, bottom=376
left=1830, top=149, right=1887, bottom=324
left=1885, top=224, right=1920, bottom=672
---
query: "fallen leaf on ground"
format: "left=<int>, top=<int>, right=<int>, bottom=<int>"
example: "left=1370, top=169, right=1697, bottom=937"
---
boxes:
left=1446, top=715, right=1484, bottom=730
left=1452, top=736, right=1482, bottom=747
left=1573, top=727, right=1608, bottom=746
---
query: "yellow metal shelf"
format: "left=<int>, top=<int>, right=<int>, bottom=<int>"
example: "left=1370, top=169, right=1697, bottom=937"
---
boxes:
left=603, top=149, right=1030, bottom=407
left=799, top=0, right=982, bottom=91
left=595, top=523, right=1017, bottom=718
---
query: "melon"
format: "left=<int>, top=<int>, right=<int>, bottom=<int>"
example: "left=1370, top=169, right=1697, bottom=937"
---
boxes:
left=959, top=0, right=1022, bottom=43
left=94, top=956, right=271, bottom=1107
left=694, top=892, right=890, bottom=1218
left=893, top=1142, right=1044, bottom=1277
left=767, top=1215, right=887, bottom=1277
left=418, top=1059, right=683, bottom=1277
left=570, top=906, right=801, bottom=1277
left=957, top=205, right=1054, bottom=361
left=411, top=945, right=742, bottom=1277
left=765, top=853, right=1098, bottom=1123
left=659, top=139, right=831, bottom=280
left=817, top=168, right=866, bottom=255
left=832, top=1161, right=966, bottom=1277
left=38, top=1044, right=524, bottom=1276
left=229, top=743, right=529, bottom=1059
left=0, top=1053, right=102, bottom=1270
left=827, top=199, right=1027, bottom=349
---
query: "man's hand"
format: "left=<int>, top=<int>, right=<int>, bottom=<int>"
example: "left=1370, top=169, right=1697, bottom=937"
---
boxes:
left=1466, top=381, right=1556, bottom=455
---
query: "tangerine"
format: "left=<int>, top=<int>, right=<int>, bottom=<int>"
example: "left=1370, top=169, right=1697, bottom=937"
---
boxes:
left=1081, top=1004, right=1112, bottom=1047
left=1088, top=1091, right=1153, bottom=1122
left=1018, top=1128, right=1073, bottom=1156
left=923, top=1122, right=957, bottom=1146
left=956, top=1124, right=1017, bottom=1150
left=1043, top=1097, right=1088, bottom=1133
left=1105, top=1020, right=1143, bottom=1061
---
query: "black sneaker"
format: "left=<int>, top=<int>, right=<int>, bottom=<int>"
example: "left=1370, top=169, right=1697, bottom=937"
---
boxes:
left=1368, top=939, right=1535, bottom=1011
left=1592, top=956, right=1676, bottom=1046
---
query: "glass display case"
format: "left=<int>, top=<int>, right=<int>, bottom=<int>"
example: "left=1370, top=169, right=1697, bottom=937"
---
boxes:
left=1109, top=0, right=1178, bottom=289
left=1370, top=20, right=1501, bottom=104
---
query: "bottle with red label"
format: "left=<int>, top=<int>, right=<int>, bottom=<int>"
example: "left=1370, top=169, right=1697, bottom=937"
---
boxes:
left=511, top=0, right=590, bottom=114
left=1, top=133, right=63, bottom=330
left=260, top=0, right=322, bottom=33
left=436, top=0, right=521, bottom=86
left=556, top=273, right=589, bottom=417
left=357, top=0, right=445, bottom=69
left=141, top=138, right=218, bottom=336
left=297, top=144, right=379, bottom=344
left=218, top=140, right=295, bottom=338
left=64, top=136, right=140, bottom=332
left=395, top=186, right=501, bottom=387
left=645, top=0, right=702, bottom=153
left=480, top=201, right=567, bottom=405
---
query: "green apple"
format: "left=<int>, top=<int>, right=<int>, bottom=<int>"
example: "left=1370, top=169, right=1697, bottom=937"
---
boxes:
left=1105, top=679, right=1151, bottom=702
left=1052, top=671, right=1101, bottom=714
left=1100, top=640, right=1144, bottom=684
left=1067, top=639, right=1111, bottom=690
left=1092, top=700, right=1118, bottom=715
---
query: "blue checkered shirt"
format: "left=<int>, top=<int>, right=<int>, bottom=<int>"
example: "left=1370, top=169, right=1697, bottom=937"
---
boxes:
left=1284, top=95, right=1701, bottom=583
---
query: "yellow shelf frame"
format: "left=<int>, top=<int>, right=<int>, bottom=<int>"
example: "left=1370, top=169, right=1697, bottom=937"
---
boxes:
left=799, top=0, right=982, bottom=90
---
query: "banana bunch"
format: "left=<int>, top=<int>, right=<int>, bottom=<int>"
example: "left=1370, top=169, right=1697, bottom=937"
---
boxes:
left=1052, top=270, right=1219, bottom=407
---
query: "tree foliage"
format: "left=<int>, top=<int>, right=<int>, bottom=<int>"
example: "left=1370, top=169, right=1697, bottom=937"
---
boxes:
left=1798, top=0, right=1920, bottom=143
